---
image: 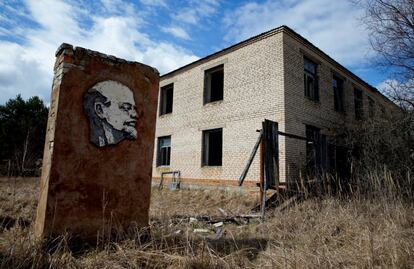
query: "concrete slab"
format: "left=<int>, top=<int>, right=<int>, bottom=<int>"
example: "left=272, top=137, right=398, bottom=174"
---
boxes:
left=34, top=43, right=159, bottom=241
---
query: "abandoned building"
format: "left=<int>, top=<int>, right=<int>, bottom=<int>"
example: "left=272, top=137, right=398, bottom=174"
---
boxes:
left=152, top=25, right=397, bottom=188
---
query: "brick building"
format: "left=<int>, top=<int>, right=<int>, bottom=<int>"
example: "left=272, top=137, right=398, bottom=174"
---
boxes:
left=152, top=25, right=397, bottom=188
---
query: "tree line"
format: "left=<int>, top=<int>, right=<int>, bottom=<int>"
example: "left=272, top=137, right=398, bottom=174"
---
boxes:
left=0, top=95, right=48, bottom=176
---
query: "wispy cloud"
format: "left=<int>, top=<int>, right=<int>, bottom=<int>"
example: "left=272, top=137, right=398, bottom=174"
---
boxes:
left=0, top=0, right=394, bottom=105
left=0, top=0, right=198, bottom=104
left=172, top=0, right=220, bottom=25
left=223, top=0, right=370, bottom=67
left=173, top=9, right=198, bottom=25
left=162, top=25, right=191, bottom=40
left=140, top=0, right=167, bottom=8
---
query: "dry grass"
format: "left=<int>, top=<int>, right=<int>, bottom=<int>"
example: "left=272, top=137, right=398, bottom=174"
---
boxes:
left=0, top=177, right=413, bottom=268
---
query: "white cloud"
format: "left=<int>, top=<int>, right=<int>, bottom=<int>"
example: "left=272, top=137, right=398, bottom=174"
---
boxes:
left=172, top=0, right=220, bottom=25
left=100, top=0, right=137, bottom=15
left=161, top=26, right=191, bottom=40
left=376, top=78, right=414, bottom=108
left=0, top=0, right=199, bottom=104
left=0, top=42, right=50, bottom=102
left=140, top=0, right=167, bottom=7
left=173, top=9, right=198, bottom=25
left=223, top=0, right=370, bottom=67
left=142, top=43, right=198, bottom=72
left=376, top=79, right=414, bottom=95
left=376, top=79, right=398, bottom=93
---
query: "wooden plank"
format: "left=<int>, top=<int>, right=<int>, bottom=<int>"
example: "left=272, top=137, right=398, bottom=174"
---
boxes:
left=238, top=131, right=262, bottom=186
left=278, top=131, right=311, bottom=142
left=273, top=122, right=279, bottom=189
left=159, top=173, right=164, bottom=189
left=259, top=138, right=264, bottom=210
left=263, top=120, right=279, bottom=188
left=260, top=121, right=267, bottom=220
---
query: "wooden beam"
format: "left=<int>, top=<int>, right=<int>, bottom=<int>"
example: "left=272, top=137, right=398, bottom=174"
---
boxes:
left=238, top=131, right=262, bottom=186
left=278, top=131, right=312, bottom=142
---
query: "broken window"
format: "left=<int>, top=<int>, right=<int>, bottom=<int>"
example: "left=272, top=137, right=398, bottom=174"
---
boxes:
left=159, top=83, right=173, bottom=115
left=327, top=142, right=350, bottom=179
left=335, top=145, right=351, bottom=180
left=368, top=96, right=375, bottom=118
left=354, top=88, right=364, bottom=120
left=157, top=136, right=171, bottom=166
left=332, top=75, right=345, bottom=112
left=304, top=57, right=319, bottom=101
left=204, top=65, right=224, bottom=104
left=202, top=128, right=222, bottom=166
left=306, top=125, right=321, bottom=171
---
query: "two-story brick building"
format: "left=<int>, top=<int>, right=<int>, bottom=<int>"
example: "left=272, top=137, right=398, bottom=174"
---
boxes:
left=152, top=25, right=397, bottom=188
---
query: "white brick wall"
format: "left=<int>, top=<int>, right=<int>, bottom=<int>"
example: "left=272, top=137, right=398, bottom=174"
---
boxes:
left=282, top=32, right=398, bottom=181
left=154, top=31, right=287, bottom=183
left=153, top=27, right=398, bottom=185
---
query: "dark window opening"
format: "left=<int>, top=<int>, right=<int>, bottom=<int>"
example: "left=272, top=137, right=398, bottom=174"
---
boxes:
left=332, top=76, right=345, bottom=112
left=368, top=97, right=375, bottom=118
left=354, top=88, right=364, bottom=120
left=304, top=57, right=319, bottom=101
left=335, top=145, right=351, bottom=180
left=380, top=105, right=386, bottom=115
left=204, top=65, right=224, bottom=104
left=327, top=142, right=337, bottom=173
left=306, top=125, right=321, bottom=172
left=157, top=136, right=171, bottom=166
left=159, top=84, right=173, bottom=115
left=306, top=126, right=350, bottom=180
left=202, top=128, right=222, bottom=166
left=327, top=143, right=350, bottom=177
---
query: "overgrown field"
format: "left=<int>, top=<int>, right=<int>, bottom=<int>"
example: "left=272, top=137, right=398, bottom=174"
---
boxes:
left=0, top=177, right=413, bottom=268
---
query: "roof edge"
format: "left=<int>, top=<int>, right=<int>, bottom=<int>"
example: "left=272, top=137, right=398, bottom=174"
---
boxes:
left=161, top=25, right=395, bottom=106
left=161, top=25, right=285, bottom=78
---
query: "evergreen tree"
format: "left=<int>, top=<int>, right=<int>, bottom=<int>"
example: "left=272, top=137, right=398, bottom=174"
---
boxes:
left=0, top=95, right=48, bottom=176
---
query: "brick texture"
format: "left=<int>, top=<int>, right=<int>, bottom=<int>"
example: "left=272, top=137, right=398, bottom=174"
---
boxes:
left=153, top=27, right=398, bottom=186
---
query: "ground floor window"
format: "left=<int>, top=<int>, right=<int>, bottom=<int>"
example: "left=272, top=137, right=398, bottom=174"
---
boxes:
left=202, top=128, right=222, bottom=166
left=306, top=125, right=321, bottom=171
left=305, top=125, right=351, bottom=180
left=157, top=136, right=171, bottom=166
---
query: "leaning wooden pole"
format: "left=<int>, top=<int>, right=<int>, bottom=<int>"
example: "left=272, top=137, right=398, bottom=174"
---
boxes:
left=259, top=137, right=266, bottom=220
left=239, top=130, right=262, bottom=186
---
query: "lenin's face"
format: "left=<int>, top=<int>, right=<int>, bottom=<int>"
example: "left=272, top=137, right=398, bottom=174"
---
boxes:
left=94, top=81, right=138, bottom=139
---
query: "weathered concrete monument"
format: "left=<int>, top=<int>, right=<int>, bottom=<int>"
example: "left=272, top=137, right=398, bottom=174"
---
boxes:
left=35, top=43, right=159, bottom=240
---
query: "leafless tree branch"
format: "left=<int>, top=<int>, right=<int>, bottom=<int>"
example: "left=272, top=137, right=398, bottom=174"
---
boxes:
left=359, top=0, right=414, bottom=109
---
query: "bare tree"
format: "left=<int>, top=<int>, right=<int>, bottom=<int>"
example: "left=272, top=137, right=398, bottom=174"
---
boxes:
left=361, top=0, right=414, bottom=109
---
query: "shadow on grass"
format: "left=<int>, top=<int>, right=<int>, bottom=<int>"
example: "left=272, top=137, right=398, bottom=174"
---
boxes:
left=206, top=237, right=268, bottom=261
left=0, top=216, right=30, bottom=230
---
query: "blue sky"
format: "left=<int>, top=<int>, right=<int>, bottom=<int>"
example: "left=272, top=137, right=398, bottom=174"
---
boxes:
left=0, top=0, right=392, bottom=104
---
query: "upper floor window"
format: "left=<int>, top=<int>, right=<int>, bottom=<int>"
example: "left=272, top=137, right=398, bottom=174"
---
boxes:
left=157, top=136, right=171, bottom=166
left=332, top=75, right=345, bottom=112
left=204, top=65, right=224, bottom=104
left=159, top=83, right=173, bottom=116
left=202, top=128, right=223, bottom=166
left=304, top=57, right=319, bottom=101
left=354, top=88, right=364, bottom=120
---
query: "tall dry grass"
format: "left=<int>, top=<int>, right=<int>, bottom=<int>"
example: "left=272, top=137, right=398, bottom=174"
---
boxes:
left=0, top=176, right=413, bottom=268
